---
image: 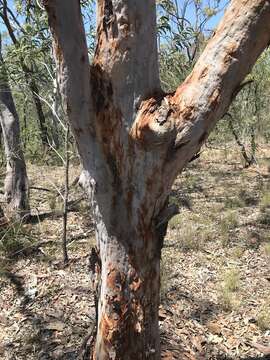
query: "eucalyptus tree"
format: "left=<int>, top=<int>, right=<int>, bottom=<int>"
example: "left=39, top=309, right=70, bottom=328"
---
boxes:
left=44, top=0, right=270, bottom=359
left=0, top=34, right=29, bottom=218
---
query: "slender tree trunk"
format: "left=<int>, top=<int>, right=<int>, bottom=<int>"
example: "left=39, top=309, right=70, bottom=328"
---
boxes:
left=227, top=113, right=255, bottom=168
left=45, top=0, right=270, bottom=358
left=27, top=77, right=49, bottom=147
left=51, top=77, right=61, bottom=149
left=0, top=43, right=29, bottom=218
left=62, top=125, right=69, bottom=264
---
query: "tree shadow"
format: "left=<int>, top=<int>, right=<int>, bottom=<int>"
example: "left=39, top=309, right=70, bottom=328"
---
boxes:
left=1, top=267, right=95, bottom=359
left=26, top=211, right=63, bottom=224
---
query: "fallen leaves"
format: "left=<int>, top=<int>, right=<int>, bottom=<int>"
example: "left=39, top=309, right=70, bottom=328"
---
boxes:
left=1, top=151, right=270, bottom=359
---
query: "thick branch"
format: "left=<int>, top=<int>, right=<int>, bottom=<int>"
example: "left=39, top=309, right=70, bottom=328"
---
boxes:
left=132, top=0, right=270, bottom=186
left=171, top=0, right=270, bottom=158
left=43, top=0, right=94, bottom=165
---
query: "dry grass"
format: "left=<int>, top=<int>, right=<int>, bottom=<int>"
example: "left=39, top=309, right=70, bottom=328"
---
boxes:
left=257, top=299, right=270, bottom=331
left=217, top=268, right=241, bottom=311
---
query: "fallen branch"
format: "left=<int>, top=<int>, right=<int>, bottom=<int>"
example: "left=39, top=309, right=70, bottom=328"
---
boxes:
left=30, top=186, right=53, bottom=193
left=9, top=240, right=55, bottom=257
left=249, top=342, right=270, bottom=355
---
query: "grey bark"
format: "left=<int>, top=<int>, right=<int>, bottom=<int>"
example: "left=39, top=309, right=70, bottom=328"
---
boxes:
left=226, top=113, right=256, bottom=168
left=0, top=41, right=29, bottom=218
left=44, top=0, right=270, bottom=359
left=51, top=77, right=61, bottom=149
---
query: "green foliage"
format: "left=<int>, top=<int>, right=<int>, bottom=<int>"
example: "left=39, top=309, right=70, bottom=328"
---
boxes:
left=0, top=0, right=95, bottom=164
left=158, top=0, right=222, bottom=91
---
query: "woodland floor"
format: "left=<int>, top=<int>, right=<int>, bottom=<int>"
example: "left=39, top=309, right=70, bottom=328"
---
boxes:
left=0, top=144, right=269, bottom=360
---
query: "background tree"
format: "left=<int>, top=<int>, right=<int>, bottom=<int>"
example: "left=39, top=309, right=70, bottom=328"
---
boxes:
left=0, top=33, right=29, bottom=218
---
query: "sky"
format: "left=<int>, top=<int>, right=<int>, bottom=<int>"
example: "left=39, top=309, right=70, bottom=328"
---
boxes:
left=173, top=0, right=229, bottom=32
left=0, top=0, right=230, bottom=43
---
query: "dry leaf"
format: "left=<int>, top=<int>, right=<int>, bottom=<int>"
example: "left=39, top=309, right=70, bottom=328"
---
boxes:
left=207, top=321, right=222, bottom=335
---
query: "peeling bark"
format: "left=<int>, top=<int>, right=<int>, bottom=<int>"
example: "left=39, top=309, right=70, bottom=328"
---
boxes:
left=44, top=0, right=270, bottom=358
left=0, top=42, right=29, bottom=218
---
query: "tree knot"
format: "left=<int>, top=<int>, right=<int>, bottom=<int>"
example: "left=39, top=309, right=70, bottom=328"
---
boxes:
left=130, top=97, right=176, bottom=149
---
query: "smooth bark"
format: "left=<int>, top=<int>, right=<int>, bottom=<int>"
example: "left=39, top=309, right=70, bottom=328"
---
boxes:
left=50, top=77, right=61, bottom=149
left=44, top=0, right=270, bottom=359
left=0, top=46, right=29, bottom=218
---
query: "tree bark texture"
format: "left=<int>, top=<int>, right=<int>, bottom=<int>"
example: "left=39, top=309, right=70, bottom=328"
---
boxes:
left=0, top=50, right=29, bottom=218
left=44, top=0, right=270, bottom=359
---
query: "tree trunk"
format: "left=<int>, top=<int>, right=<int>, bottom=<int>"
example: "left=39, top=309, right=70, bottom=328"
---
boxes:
left=0, top=43, right=29, bottom=218
left=44, top=0, right=270, bottom=358
left=93, top=222, right=161, bottom=359
left=50, top=77, right=61, bottom=149
left=27, top=77, right=49, bottom=147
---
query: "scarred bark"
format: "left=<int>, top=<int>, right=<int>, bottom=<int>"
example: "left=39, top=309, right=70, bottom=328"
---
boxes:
left=44, top=0, right=270, bottom=359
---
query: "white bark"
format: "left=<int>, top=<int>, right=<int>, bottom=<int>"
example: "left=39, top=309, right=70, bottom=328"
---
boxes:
left=50, top=77, right=60, bottom=148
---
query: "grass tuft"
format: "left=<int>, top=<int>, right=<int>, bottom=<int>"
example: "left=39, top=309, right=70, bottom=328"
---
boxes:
left=257, top=300, right=270, bottom=331
left=0, top=222, right=36, bottom=257
left=218, top=268, right=240, bottom=312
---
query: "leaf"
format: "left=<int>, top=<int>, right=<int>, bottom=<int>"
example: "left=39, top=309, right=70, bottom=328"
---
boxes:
left=206, top=321, right=222, bottom=335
